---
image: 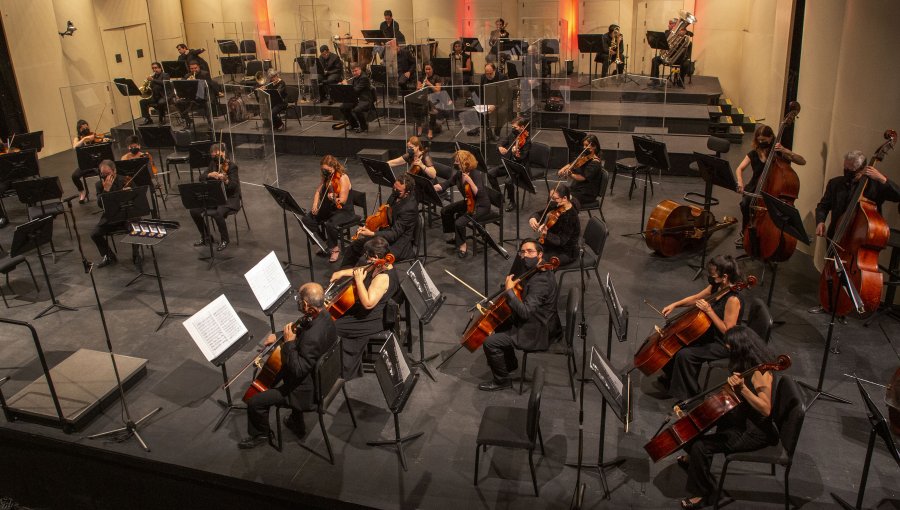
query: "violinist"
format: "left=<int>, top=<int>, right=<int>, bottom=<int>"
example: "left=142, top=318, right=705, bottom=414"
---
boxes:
left=387, top=136, right=438, bottom=180
left=71, top=119, right=109, bottom=204
left=303, top=155, right=353, bottom=263
left=657, top=255, right=745, bottom=401
left=492, top=117, right=531, bottom=211
left=139, top=62, right=169, bottom=125
left=679, top=326, right=778, bottom=509
left=120, top=135, right=155, bottom=170
left=480, top=239, right=562, bottom=391
left=329, top=237, right=400, bottom=379
left=559, top=134, right=604, bottom=206
left=734, top=124, right=806, bottom=249
left=339, top=174, right=419, bottom=267
left=239, top=282, right=337, bottom=449
left=92, top=160, right=140, bottom=268
left=435, top=150, right=490, bottom=258
left=414, top=66, right=444, bottom=140
left=189, top=143, right=241, bottom=252
left=527, top=184, right=581, bottom=266
left=808, top=149, right=900, bottom=314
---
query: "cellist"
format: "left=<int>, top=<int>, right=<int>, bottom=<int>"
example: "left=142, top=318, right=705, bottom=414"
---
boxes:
left=479, top=239, right=562, bottom=391
left=657, top=255, right=745, bottom=401
left=808, top=149, right=900, bottom=314
left=238, top=282, right=336, bottom=449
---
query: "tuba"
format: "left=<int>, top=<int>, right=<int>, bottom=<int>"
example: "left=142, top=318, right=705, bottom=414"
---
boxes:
left=660, top=10, right=695, bottom=65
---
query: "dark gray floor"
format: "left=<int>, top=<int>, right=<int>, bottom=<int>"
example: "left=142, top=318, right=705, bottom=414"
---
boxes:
left=0, top=136, right=898, bottom=510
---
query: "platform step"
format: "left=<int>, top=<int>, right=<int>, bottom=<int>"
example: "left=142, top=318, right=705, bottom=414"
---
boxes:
left=708, top=105, right=724, bottom=119
left=718, top=98, right=733, bottom=114
left=730, top=107, right=744, bottom=125
left=726, top=125, right=745, bottom=143
left=743, top=115, right=757, bottom=131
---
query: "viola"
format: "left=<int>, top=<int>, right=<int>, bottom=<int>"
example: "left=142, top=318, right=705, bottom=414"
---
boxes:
left=353, top=204, right=391, bottom=240
left=644, top=200, right=737, bottom=257
left=538, top=206, right=563, bottom=244
left=644, top=355, right=792, bottom=462
left=743, top=102, right=801, bottom=262
left=241, top=310, right=319, bottom=403
left=818, top=129, right=896, bottom=317
left=331, top=172, right=343, bottom=209
left=460, top=257, right=560, bottom=352
left=324, top=254, right=395, bottom=320
left=464, top=182, right=475, bottom=214
left=633, top=276, right=758, bottom=376
left=512, top=127, right=529, bottom=158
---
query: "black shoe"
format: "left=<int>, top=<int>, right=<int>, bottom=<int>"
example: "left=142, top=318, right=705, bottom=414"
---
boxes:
left=193, top=238, right=210, bottom=247
left=478, top=379, right=512, bottom=391
left=237, top=433, right=271, bottom=449
left=457, top=249, right=467, bottom=259
left=217, top=241, right=229, bottom=251
left=141, top=117, right=153, bottom=125
left=96, top=255, right=117, bottom=268
left=504, top=202, right=516, bottom=212
left=0, top=216, right=8, bottom=229
left=283, top=415, right=307, bottom=437
left=354, top=127, right=368, bottom=133
left=680, top=497, right=707, bottom=509
left=327, top=99, right=334, bottom=105
left=807, top=306, right=825, bottom=314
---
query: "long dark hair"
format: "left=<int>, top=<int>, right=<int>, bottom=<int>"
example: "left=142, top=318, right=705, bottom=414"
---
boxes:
left=726, top=325, right=774, bottom=373
left=709, top=254, right=742, bottom=285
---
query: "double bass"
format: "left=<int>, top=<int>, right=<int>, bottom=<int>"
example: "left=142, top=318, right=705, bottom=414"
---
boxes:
left=323, top=254, right=395, bottom=319
left=743, top=102, right=801, bottom=262
left=644, top=199, right=737, bottom=257
left=644, top=355, right=791, bottom=462
left=633, top=276, right=757, bottom=376
left=818, top=129, right=897, bottom=317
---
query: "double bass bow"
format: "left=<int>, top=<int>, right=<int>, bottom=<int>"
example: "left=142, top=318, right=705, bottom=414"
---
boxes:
left=818, top=129, right=897, bottom=317
left=323, top=254, right=395, bottom=319
left=743, top=102, right=801, bottom=262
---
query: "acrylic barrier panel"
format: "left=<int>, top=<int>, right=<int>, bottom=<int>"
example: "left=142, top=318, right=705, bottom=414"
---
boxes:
left=440, top=40, right=476, bottom=91
left=181, top=22, right=221, bottom=77
left=401, top=84, right=487, bottom=145
left=292, top=44, right=325, bottom=117
left=163, top=78, right=219, bottom=137
left=412, top=19, right=430, bottom=47
left=461, top=18, right=498, bottom=72
left=480, top=79, right=519, bottom=162
left=59, top=82, right=126, bottom=147
left=516, top=77, right=578, bottom=132
left=222, top=84, right=277, bottom=188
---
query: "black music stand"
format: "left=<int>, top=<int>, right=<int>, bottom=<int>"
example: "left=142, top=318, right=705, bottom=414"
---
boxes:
left=220, top=56, right=244, bottom=82
left=462, top=38, right=483, bottom=53
left=263, top=184, right=309, bottom=274
left=263, top=35, right=286, bottom=71
left=361, top=29, right=385, bottom=43
left=161, top=60, right=187, bottom=79
left=138, top=126, right=176, bottom=193
left=409, top=172, right=444, bottom=263
left=830, top=376, right=900, bottom=510
left=757, top=192, right=811, bottom=308
left=0, top=150, right=40, bottom=182
left=501, top=158, right=535, bottom=244
left=122, top=220, right=189, bottom=331
left=75, top=143, right=115, bottom=195
left=171, top=80, right=203, bottom=132
left=646, top=31, right=670, bottom=87
left=187, top=140, right=215, bottom=182
left=360, top=157, right=396, bottom=205
left=13, top=177, right=74, bottom=262
left=9, top=131, right=44, bottom=152
left=562, top=128, right=587, bottom=161
left=687, top=153, right=738, bottom=279
left=577, top=34, right=604, bottom=85
left=178, top=181, right=226, bottom=270
left=464, top=214, right=510, bottom=295
left=328, top=84, right=361, bottom=138
left=295, top=214, right=328, bottom=275
left=113, top=78, right=142, bottom=133
left=431, top=57, right=451, bottom=79
left=115, top=158, right=159, bottom=217
left=10, top=216, right=76, bottom=319
left=368, top=333, right=422, bottom=471
left=632, top=135, right=670, bottom=232
left=456, top=141, right=490, bottom=172
left=399, top=260, right=446, bottom=381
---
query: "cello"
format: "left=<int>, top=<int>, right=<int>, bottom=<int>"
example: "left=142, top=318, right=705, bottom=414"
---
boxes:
left=633, top=276, right=757, bottom=376
left=644, top=355, right=791, bottom=462
left=644, top=199, right=737, bottom=257
left=323, top=254, right=395, bottom=319
left=818, top=129, right=897, bottom=317
left=460, top=257, right=560, bottom=352
left=743, top=102, right=801, bottom=262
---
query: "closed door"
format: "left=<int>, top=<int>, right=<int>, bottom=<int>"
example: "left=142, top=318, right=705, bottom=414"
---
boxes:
left=101, top=24, right=154, bottom=127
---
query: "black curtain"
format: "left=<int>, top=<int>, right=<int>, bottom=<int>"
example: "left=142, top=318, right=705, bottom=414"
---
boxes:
left=0, top=13, right=28, bottom=140
left=782, top=0, right=805, bottom=148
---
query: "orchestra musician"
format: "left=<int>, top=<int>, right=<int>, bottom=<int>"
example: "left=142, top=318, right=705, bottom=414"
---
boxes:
left=339, top=63, right=374, bottom=134
left=486, top=18, right=510, bottom=64
left=189, top=143, right=241, bottom=252
left=339, top=174, right=419, bottom=267
left=302, top=155, right=354, bottom=263
left=679, top=326, right=778, bottom=509
left=807, top=149, right=900, bottom=314
left=318, top=45, right=344, bottom=104
left=649, top=19, right=692, bottom=84
left=71, top=119, right=109, bottom=204
left=120, top=135, right=159, bottom=198
left=558, top=134, right=604, bottom=206
left=657, top=255, right=745, bottom=401
left=450, top=40, right=473, bottom=94
left=594, top=24, right=624, bottom=78
left=413, top=65, right=444, bottom=139
left=527, top=184, right=581, bottom=267
left=380, top=10, right=400, bottom=41
left=238, top=282, right=337, bottom=449
left=397, top=44, right=418, bottom=94
left=330, top=236, right=400, bottom=379
left=92, top=160, right=140, bottom=268
left=734, top=124, right=806, bottom=249
left=492, top=116, right=531, bottom=210
left=139, top=62, right=169, bottom=125
left=387, top=136, right=438, bottom=180
left=177, top=61, right=223, bottom=128
left=435, top=150, right=490, bottom=258
left=262, top=69, right=287, bottom=131
left=479, top=63, right=508, bottom=143
left=479, top=239, right=562, bottom=391
left=176, top=43, right=209, bottom=74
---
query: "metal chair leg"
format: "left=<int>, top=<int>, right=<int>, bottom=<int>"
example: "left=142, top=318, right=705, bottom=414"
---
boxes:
left=473, top=444, right=480, bottom=485
left=713, top=459, right=730, bottom=509
left=342, top=386, right=357, bottom=427
left=319, top=412, right=334, bottom=464
left=528, top=450, right=539, bottom=496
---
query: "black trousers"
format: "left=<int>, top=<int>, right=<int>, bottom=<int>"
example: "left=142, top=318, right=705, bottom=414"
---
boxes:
left=483, top=331, right=520, bottom=380
left=488, top=159, right=521, bottom=204
left=739, top=194, right=753, bottom=230
left=686, top=426, right=775, bottom=497
left=596, top=54, right=624, bottom=78
left=91, top=221, right=138, bottom=259
left=303, top=208, right=355, bottom=249
left=338, top=236, right=369, bottom=268
left=72, top=168, right=98, bottom=193
left=661, top=338, right=730, bottom=402
left=441, top=200, right=490, bottom=247
left=139, top=96, right=167, bottom=121
left=245, top=386, right=305, bottom=437
left=319, top=74, right=342, bottom=100
left=271, top=103, right=286, bottom=129
left=340, top=101, right=372, bottom=130
left=650, top=55, right=665, bottom=79
left=190, top=205, right=235, bottom=242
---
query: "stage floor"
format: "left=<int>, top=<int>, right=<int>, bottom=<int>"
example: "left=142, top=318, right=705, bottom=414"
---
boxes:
left=0, top=142, right=898, bottom=509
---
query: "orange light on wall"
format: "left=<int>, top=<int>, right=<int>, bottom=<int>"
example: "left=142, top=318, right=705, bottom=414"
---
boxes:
left=562, top=0, right=578, bottom=60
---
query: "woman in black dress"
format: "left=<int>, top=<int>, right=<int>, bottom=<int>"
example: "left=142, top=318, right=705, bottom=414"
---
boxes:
left=559, top=134, right=604, bottom=206
left=435, top=150, right=491, bottom=258
left=528, top=183, right=580, bottom=266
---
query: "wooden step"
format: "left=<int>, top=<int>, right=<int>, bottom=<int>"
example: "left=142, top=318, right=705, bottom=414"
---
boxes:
left=718, top=98, right=733, bottom=114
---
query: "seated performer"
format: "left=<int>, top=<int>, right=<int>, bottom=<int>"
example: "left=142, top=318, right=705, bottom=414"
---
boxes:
left=658, top=254, right=745, bottom=401
left=339, top=63, right=375, bottom=133
left=528, top=184, right=581, bottom=266
left=559, top=134, right=604, bottom=206
left=435, top=150, right=490, bottom=258
left=302, top=155, right=353, bottom=263
left=449, top=40, right=473, bottom=92
left=490, top=116, right=531, bottom=211
left=176, top=43, right=209, bottom=73
left=189, top=143, right=241, bottom=251
left=330, top=236, right=399, bottom=379
left=71, top=119, right=110, bottom=204
left=734, top=124, right=806, bottom=249
left=478, top=63, right=508, bottom=142
left=415, top=64, right=444, bottom=139
left=397, top=44, right=418, bottom=94
left=176, top=61, right=223, bottom=128
left=594, top=24, right=625, bottom=78
left=262, top=69, right=287, bottom=131
left=238, top=282, right=337, bottom=449
left=486, top=18, right=510, bottom=64
left=91, top=160, right=140, bottom=268
left=340, top=174, right=418, bottom=267
left=650, top=19, right=683, bottom=81
left=679, top=325, right=779, bottom=509
left=318, top=45, right=344, bottom=104
left=479, top=239, right=561, bottom=391
left=139, top=62, right=169, bottom=125
left=387, top=136, right=438, bottom=180
left=808, top=149, right=900, bottom=314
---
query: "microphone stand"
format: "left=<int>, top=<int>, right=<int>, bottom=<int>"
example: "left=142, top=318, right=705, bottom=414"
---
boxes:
left=570, top=242, right=592, bottom=507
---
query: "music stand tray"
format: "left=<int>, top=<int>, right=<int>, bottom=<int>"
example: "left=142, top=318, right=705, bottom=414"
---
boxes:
left=760, top=192, right=810, bottom=246
left=178, top=181, right=227, bottom=268
left=462, top=38, right=483, bottom=53
left=113, top=78, right=141, bottom=96
left=263, top=35, right=286, bottom=51
left=577, top=34, right=604, bottom=53
left=693, top=152, right=738, bottom=192
left=328, top=84, right=359, bottom=104
left=263, top=183, right=310, bottom=273
left=10, top=131, right=44, bottom=153
left=12, top=176, right=63, bottom=206
left=0, top=150, right=40, bottom=182
left=11, top=216, right=77, bottom=319
left=161, top=60, right=186, bottom=79
left=409, top=173, right=443, bottom=210
left=217, top=39, right=239, bottom=54
left=99, top=186, right=152, bottom=224
left=361, top=30, right=386, bottom=43
left=633, top=135, right=670, bottom=171
left=75, top=143, right=115, bottom=173
left=138, top=126, right=175, bottom=150
left=646, top=31, right=671, bottom=51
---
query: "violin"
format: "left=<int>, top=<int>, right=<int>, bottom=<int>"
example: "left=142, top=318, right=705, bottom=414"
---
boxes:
left=464, top=182, right=475, bottom=214
left=330, top=172, right=343, bottom=209
left=633, top=276, right=758, bottom=376
left=538, top=206, right=563, bottom=244
left=644, top=200, right=737, bottom=257
left=460, top=257, right=560, bottom=352
left=560, top=147, right=591, bottom=177
left=818, top=129, right=896, bottom=317
left=644, top=355, right=791, bottom=462
left=324, top=254, right=395, bottom=319
left=512, top=125, right=529, bottom=158
left=353, top=204, right=391, bottom=240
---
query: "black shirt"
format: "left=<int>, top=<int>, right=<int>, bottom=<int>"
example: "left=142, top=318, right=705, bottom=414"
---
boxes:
left=280, top=312, right=337, bottom=408
left=570, top=158, right=603, bottom=204
left=178, top=49, right=210, bottom=73
left=320, top=53, right=343, bottom=78
left=744, top=149, right=768, bottom=191
left=500, top=129, right=530, bottom=163
left=349, top=74, right=374, bottom=103
left=504, top=268, right=561, bottom=351
left=380, top=20, right=399, bottom=40
left=439, top=169, right=490, bottom=212
left=530, top=205, right=580, bottom=261
left=815, top=174, right=900, bottom=239
left=202, top=160, right=241, bottom=210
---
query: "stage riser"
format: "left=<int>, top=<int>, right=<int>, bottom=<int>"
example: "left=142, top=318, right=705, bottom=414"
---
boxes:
left=563, top=89, right=719, bottom=104
left=538, top=113, right=709, bottom=135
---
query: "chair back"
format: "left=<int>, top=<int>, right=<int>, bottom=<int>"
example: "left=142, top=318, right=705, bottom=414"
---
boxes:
left=772, top=376, right=807, bottom=457
left=285, top=85, right=300, bottom=104
left=526, top=365, right=546, bottom=444
left=487, top=187, right=503, bottom=212
left=597, top=168, right=610, bottom=201
left=707, top=136, right=730, bottom=156
left=746, top=298, right=773, bottom=344
left=348, top=189, right=367, bottom=216
left=315, top=338, right=344, bottom=410
left=564, top=288, right=579, bottom=351
left=172, top=129, right=192, bottom=151
left=583, top=217, right=609, bottom=261
left=529, top=142, right=552, bottom=170
left=412, top=213, right=424, bottom=258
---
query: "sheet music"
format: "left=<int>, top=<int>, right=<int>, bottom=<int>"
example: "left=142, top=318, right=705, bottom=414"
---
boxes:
left=244, top=251, right=291, bottom=311
left=590, top=345, right=623, bottom=396
left=606, top=272, right=624, bottom=318
left=183, top=295, right=248, bottom=363
left=407, top=260, right=440, bottom=303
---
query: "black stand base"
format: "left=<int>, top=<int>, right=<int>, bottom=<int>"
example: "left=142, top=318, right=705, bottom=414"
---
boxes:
left=798, top=380, right=852, bottom=406
left=367, top=411, right=423, bottom=471
left=86, top=406, right=163, bottom=452
left=409, top=354, right=439, bottom=382
left=213, top=364, right=246, bottom=431
left=564, top=457, right=625, bottom=499
left=34, top=301, right=78, bottom=320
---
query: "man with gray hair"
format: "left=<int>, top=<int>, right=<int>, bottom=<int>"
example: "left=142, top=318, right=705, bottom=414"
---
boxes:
left=91, top=160, right=139, bottom=268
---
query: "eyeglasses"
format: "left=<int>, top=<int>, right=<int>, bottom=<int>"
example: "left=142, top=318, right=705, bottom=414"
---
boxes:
left=518, top=249, right=539, bottom=256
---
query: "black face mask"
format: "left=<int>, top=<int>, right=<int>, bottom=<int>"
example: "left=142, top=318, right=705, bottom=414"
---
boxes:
left=79, top=128, right=90, bottom=136
left=407, top=147, right=415, bottom=158
left=129, top=147, right=141, bottom=155
left=758, top=141, right=772, bottom=149
left=707, top=275, right=718, bottom=287
left=321, top=170, right=330, bottom=178
left=521, top=256, right=539, bottom=270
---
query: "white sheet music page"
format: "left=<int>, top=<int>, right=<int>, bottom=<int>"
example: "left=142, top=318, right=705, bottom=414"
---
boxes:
left=244, top=251, right=291, bottom=311
left=183, top=294, right=248, bottom=362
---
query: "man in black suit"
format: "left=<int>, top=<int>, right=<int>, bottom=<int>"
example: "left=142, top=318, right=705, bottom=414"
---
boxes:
left=339, top=174, right=419, bottom=267
left=189, top=143, right=241, bottom=251
left=380, top=10, right=400, bottom=40
left=176, top=43, right=210, bottom=73
left=139, top=62, right=169, bottom=125
left=479, top=63, right=508, bottom=142
left=318, top=45, right=344, bottom=103
left=239, top=282, right=337, bottom=449
left=594, top=24, right=624, bottom=78
left=340, top=63, right=374, bottom=133
left=261, top=68, right=287, bottom=130
left=178, top=61, right=223, bottom=127
left=479, top=239, right=561, bottom=391
left=92, top=160, right=141, bottom=268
